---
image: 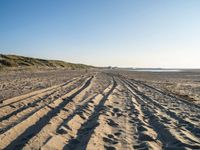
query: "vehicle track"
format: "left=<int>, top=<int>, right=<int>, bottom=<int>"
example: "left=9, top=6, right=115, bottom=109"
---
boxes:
left=128, top=79, right=200, bottom=135
left=63, top=77, right=117, bottom=150
left=1, top=72, right=199, bottom=150
left=121, top=78, right=200, bottom=149
left=0, top=76, right=85, bottom=117
left=132, top=79, right=200, bottom=110
left=23, top=75, right=98, bottom=149
left=0, top=76, right=94, bottom=149
left=0, top=76, right=86, bottom=134
left=118, top=78, right=162, bottom=149
left=0, top=75, right=85, bottom=109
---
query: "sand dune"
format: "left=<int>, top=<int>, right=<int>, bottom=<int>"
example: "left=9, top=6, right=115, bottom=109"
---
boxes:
left=0, top=70, right=200, bottom=149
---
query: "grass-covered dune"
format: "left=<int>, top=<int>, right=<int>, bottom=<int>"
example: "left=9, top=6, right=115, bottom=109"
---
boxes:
left=0, top=54, right=92, bottom=69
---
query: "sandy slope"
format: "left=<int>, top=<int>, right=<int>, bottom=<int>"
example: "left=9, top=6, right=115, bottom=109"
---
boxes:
left=0, top=71, right=200, bottom=150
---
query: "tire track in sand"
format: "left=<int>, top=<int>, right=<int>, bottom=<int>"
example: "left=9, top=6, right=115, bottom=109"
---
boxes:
left=132, top=79, right=200, bottom=110
left=0, top=76, right=84, bottom=109
left=85, top=83, right=137, bottom=150
left=22, top=75, right=98, bottom=149
left=55, top=77, right=117, bottom=150
left=0, top=77, right=85, bottom=134
left=119, top=78, right=162, bottom=149
left=0, top=76, right=93, bottom=150
left=128, top=79, right=200, bottom=140
left=122, top=79, right=200, bottom=149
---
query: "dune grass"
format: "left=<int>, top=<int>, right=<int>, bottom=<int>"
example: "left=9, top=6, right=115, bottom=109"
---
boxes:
left=0, top=54, right=92, bottom=70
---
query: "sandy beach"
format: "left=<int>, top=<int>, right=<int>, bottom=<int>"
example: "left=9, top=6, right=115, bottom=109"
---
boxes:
left=0, top=69, right=200, bottom=150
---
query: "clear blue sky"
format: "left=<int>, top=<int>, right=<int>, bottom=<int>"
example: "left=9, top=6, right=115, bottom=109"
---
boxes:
left=0, top=0, right=200, bottom=68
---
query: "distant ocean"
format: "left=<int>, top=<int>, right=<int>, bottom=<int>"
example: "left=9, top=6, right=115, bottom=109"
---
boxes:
left=131, top=69, right=181, bottom=72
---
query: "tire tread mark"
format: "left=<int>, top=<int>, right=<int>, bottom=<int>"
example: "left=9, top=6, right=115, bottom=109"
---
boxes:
left=0, top=78, right=83, bottom=134
left=64, top=77, right=117, bottom=150
left=127, top=80, right=200, bottom=139
left=4, top=76, right=94, bottom=150
left=122, top=79, right=200, bottom=149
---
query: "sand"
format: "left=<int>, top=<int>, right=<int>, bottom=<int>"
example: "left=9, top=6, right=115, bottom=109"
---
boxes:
left=0, top=69, right=200, bottom=149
